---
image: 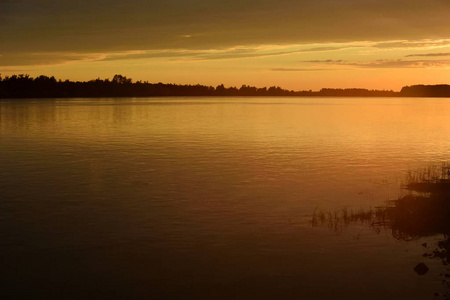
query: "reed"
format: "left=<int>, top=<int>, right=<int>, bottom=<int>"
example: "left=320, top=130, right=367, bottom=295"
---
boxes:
left=311, top=163, right=450, bottom=298
left=312, top=163, right=450, bottom=238
left=311, top=204, right=393, bottom=234
left=403, top=163, right=450, bottom=193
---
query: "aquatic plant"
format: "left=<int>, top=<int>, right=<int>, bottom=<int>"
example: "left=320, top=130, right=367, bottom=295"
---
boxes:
left=313, top=163, right=450, bottom=238
left=311, top=206, right=391, bottom=234
left=312, top=163, right=450, bottom=298
left=403, top=163, right=450, bottom=193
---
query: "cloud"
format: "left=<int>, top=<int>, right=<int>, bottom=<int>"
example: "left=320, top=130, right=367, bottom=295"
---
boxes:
left=406, top=53, right=450, bottom=57
left=3, top=40, right=450, bottom=70
left=2, top=0, right=450, bottom=54
left=99, top=44, right=365, bottom=62
left=84, top=45, right=360, bottom=63
left=307, top=46, right=348, bottom=52
left=372, top=40, right=450, bottom=50
left=355, top=60, right=450, bottom=68
left=1, top=47, right=315, bottom=67
left=271, top=68, right=331, bottom=72
left=301, top=59, right=450, bottom=69
left=303, top=60, right=344, bottom=63
left=0, top=52, right=105, bottom=67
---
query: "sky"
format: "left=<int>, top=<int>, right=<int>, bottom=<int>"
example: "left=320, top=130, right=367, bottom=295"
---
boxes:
left=1, top=0, right=450, bottom=91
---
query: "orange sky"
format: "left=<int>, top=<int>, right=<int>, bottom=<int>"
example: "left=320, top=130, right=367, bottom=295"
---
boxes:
left=1, top=0, right=450, bottom=91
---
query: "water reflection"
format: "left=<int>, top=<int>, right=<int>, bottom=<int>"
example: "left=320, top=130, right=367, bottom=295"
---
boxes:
left=312, top=164, right=450, bottom=298
left=3, top=98, right=450, bottom=298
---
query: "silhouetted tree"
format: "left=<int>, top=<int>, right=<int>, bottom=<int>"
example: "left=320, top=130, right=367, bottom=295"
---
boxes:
left=1, top=74, right=435, bottom=99
left=112, top=74, right=132, bottom=84
left=400, top=85, right=450, bottom=97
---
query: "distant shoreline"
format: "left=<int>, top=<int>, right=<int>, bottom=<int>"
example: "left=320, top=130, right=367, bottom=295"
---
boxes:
left=2, top=74, right=450, bottom=98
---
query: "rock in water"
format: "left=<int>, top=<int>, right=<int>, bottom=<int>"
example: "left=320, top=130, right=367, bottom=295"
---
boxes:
left=414, top=263, right=429, bottom=275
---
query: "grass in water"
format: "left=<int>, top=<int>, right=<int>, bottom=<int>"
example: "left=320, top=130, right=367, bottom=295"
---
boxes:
left=311, top=163, right=450, bottom=298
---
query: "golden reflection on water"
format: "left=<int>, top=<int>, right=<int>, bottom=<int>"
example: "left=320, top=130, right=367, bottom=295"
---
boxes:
left=2, top=97, right=450, bottom=205
left=2, top=97, right=450, bottom=148
left=2, top=97, right=450, bottom=299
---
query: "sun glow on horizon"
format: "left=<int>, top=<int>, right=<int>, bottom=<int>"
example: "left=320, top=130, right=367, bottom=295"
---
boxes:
left=2, top=38, right=450, bottom=91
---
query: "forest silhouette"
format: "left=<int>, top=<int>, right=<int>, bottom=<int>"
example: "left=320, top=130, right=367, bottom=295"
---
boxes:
left=1, top=74, right=449, bottom=98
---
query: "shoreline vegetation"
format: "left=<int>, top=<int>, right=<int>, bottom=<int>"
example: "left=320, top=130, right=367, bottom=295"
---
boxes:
left=1, top=74, right=450, bottom=98
left=312, top=163, right=450, bottom=297
left=312, top=164, right=450, bottom=238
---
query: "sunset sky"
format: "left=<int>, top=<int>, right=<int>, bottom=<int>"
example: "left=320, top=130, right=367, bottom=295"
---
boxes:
left=2, top=0, right=450, bottom=91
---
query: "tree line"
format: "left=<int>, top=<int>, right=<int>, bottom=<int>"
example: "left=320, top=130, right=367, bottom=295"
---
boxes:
left=0, top=74, right=446, bottom=98
left=399, top=85, right=450, bottom=97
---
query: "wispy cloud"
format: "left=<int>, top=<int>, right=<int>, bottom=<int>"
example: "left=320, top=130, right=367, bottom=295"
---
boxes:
left=271, top=68, right=331, bottom=71
left=353, top=59, right=450, bottom=68
left=303, top=60, right=344, bottom=63
left=372, top=39, right=450, bottom=50
left=406, top=52, right=450, bottom=57
left=300, top=59, right=450, bottom=69
left=98, top=45, right=359, bottom=62
left=3, top=40, right=450, bottom=69
left=0, top=51, right=106, bottom=67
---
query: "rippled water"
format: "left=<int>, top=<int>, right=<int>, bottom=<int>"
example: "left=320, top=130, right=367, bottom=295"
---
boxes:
left=1, top=97, right=450, bottom=299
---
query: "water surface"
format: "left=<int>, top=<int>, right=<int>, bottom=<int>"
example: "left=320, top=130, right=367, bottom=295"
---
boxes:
left=1, top=97, right=450, bottom=299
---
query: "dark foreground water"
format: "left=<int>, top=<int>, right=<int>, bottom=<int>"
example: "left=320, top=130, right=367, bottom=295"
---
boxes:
left=1, top=97, right=450, bottom=299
